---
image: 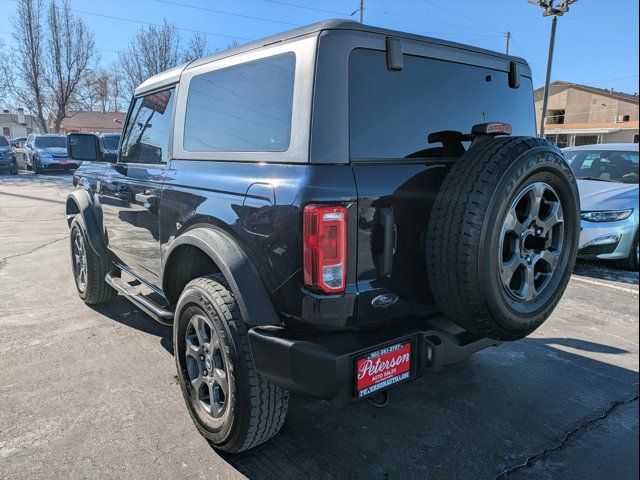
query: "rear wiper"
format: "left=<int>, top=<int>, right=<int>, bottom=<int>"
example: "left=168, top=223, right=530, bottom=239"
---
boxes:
left=578, top=176, right=615, bottom=183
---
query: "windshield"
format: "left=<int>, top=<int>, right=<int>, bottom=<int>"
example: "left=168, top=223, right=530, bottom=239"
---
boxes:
left=35, top=136, right=66, bottom=148
left=102, top=135, right=120, bottom=150
left=565, top=149, right=639, bottom=184
left=0, top=137, right=9, bottom=147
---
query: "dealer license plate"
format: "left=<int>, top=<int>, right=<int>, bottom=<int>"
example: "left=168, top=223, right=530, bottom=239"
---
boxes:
left=355, top=341, right=411, bottom=398
left=59, top=159, right=68, bottom=164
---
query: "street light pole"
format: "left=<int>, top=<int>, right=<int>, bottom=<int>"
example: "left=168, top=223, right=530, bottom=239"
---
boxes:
left=528, top=0, right=577, bottom=138
left=539, top=16, right=557, bottom=138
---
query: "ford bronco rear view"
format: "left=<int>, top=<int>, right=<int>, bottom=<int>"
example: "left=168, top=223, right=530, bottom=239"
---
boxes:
left=65, top=20, right=580, bottom=453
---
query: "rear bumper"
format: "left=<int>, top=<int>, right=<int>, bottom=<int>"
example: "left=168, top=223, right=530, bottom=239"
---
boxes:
left=248, top=316, right=499, bottom=408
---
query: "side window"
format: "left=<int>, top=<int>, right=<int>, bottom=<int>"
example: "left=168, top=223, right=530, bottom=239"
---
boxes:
left=183, top=53, right=295, bottom=153
left=120, top=88, right=175, bottom=164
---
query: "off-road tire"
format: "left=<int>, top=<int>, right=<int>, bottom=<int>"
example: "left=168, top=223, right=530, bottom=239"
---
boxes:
left=69, top=215, right=116, bottom=304
left=174, top=274, right=289, bottom=453
left=618, top=232, right=639, bottom=271
left=426, top=137, right=580, bottom=341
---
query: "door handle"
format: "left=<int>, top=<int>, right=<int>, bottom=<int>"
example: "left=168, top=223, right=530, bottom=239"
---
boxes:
left=377, top=207, right=396, bottom=278
left=135, top=193, right=157, bottom=209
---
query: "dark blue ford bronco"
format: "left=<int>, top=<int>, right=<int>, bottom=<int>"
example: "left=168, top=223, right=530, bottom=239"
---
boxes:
left=65, top=20, right=580, bottom=452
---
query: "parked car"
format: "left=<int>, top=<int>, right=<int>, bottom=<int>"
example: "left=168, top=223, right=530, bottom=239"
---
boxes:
left=564, top=143, right=639, bottom=270
left=0, top=136, right=19, bottom=175
left=10, top=136, right=27, bottom=148
left=64, top=20, right=580, bottom=453
left=25, top=133, right=79, bottom=173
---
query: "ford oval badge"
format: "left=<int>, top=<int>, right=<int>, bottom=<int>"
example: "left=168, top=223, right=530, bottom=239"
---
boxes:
left=371, top=293, right=399, bottom=309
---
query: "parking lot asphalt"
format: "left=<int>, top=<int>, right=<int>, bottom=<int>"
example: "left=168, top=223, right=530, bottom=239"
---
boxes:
left=1, top=172, right=638, bottom=480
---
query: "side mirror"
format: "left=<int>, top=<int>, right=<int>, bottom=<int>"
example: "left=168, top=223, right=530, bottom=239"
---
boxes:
left=67, top=133, right=104, bottom=161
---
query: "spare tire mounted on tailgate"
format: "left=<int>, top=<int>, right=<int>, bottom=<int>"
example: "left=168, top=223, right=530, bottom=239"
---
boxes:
left=427, top=137, right=580, bottom=341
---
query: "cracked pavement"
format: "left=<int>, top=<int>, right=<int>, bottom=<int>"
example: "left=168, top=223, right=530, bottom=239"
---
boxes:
left=1, top=172, right=638, bottom=479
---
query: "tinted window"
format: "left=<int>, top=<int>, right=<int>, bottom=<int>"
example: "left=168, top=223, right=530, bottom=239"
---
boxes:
left=102, top=135, right=120, bottom=150
left=120, top=88, right=175, bottom=164
left=184, top=53, right=295, bottom=152
left=349, top=49, right=536, bottom=159
left=565, top=150, right=639, bottom=184
left=0, top=137, right=8, bottom=147
left=35, top=136, right=66, bottom=148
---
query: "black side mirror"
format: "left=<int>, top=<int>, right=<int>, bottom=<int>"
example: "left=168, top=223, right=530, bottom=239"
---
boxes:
left=67, top=133, right=104, bottom=161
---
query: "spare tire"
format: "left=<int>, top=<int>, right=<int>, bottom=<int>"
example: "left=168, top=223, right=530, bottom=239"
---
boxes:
left=426, top=137, right=580, bottom=341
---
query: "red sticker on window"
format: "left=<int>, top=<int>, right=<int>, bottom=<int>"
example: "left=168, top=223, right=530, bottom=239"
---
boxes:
left=142, top=90, right=171, bottom=114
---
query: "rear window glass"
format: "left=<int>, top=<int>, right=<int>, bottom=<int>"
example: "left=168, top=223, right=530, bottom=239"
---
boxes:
left=35, top=136, right=66, bottom=148
left=349, top=49, right=536, bottom=159
left=184, top=53, right=295, bottom=152
left=0, top=137, right=8, bottom=147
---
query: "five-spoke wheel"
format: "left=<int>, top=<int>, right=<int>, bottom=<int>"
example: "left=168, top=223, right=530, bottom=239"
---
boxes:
left=185, top=314, right=229, bottom=417
left=71, top=227, right=88, bottom=294
left=500, top=182, right=565, bottom=302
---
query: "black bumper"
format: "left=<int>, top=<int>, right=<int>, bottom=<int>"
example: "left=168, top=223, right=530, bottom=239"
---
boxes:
left=248, top=315, right=500, bottom=408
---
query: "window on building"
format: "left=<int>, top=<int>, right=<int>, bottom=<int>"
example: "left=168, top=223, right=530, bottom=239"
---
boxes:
left=547, top=109, right=565, bottom=124
left=633, top=134, right=639, bottom=143
left=574, top=135, right=599, bottom=146
left=2, top=127, right=10, bottom=138
left=545, top=134, right=569, bottom=149
left=184, top=53, right=296, bottom=152
left=622, top=115, right=631, bottom=122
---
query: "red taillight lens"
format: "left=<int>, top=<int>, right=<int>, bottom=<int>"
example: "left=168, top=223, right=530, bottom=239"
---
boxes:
left=303, top=204, right=347, bottom=293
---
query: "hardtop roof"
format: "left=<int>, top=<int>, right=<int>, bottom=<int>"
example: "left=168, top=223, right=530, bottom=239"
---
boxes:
left=135, top=19, right=528, bottom=96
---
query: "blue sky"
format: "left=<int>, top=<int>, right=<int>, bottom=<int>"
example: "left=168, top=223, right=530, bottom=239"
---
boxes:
left=1, top=0, right=638, bottom=93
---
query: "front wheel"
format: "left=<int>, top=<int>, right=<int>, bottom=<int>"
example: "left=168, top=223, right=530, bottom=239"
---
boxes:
left=618, top=232, right=639, bottom=271
left=174, top=274, right=289, bottom=453
left=69, top=215, right=116, bottom=304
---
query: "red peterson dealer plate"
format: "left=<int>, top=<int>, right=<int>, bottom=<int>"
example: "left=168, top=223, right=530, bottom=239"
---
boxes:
left=355, top=341, right=411, bottom=398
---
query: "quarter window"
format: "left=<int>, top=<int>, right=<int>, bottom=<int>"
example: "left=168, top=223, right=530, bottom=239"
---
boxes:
left=183, top=53, right=295, bottom=152
left=120, top=88, right=175, bottom=164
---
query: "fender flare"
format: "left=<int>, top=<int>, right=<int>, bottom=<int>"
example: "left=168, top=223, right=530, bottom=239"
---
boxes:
left=163, top=227, right=280, bottom=327
left=66, top=189, right=107, bottom=257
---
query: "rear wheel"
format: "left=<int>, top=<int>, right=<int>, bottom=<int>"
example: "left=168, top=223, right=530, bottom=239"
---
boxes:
left=426, top=137, right=580, bottom=341
left=174, top=274, right=289, bottom=453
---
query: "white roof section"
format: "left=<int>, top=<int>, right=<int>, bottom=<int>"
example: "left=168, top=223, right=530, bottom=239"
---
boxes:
left=134, top=63, right=188, bottom=96
left=565, top=143, right=639, bottom=152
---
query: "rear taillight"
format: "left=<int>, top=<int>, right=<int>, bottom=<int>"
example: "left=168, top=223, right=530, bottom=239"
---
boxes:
left=303, top=204, right=347, bottom=294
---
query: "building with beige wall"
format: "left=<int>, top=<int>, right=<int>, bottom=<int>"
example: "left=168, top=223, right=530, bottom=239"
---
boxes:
left=48, top=110, right=126, bottom=135
left=534, top=81, right=639, bottom=148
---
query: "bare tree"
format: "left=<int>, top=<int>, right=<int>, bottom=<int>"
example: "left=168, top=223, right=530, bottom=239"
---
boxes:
left=184, top=32, right=209, bottom=63
left=45, top=0, right=97, bottom=133
left=9, top=0, right=48, bottom=132
left=118, top=19, right=182, bottom=96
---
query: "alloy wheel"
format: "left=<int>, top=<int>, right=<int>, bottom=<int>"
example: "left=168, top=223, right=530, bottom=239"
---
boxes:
left=499, top=182, right=565, bottom=302
left=72, top=229, right=88, bottom=293
left=184, top=314, right=229, bottom=417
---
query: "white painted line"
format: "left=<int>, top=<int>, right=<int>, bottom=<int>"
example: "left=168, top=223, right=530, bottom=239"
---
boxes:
left=571, top=275, right=639, bottom=294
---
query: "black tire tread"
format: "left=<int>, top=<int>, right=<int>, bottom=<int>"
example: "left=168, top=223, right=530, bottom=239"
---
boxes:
left=187, top=274, right=289, bottom=452
left=70, top=216, right=116, bottom=305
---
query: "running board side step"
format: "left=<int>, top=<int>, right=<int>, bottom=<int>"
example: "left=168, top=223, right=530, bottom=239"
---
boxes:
left=105, top=272, right=174, bottom=326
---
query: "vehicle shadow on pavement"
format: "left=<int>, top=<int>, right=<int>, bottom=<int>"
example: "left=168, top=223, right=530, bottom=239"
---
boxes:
left=573, top=259, right=639, bottom=285
left=90, top=296, right=173, bottom=355
left=219, top=337, right=639, bottom=479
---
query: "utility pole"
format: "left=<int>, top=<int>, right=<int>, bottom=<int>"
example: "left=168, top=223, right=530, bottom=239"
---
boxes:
left=359, top=0, right=364, bottom=24
left=528, top=0, right=577, bottom=138
left=505, top=31, right=511, bottom=55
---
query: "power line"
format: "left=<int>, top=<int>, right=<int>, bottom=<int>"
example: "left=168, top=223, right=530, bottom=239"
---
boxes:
left=587, top=75, right=639, bottom=85
left=263, top=0, right=350, bottom=16
left=70, top=9, right=253, bottom=41
left=154, top=0, right=301, bottom=27
left=421, top=0, right=505, bottom=33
